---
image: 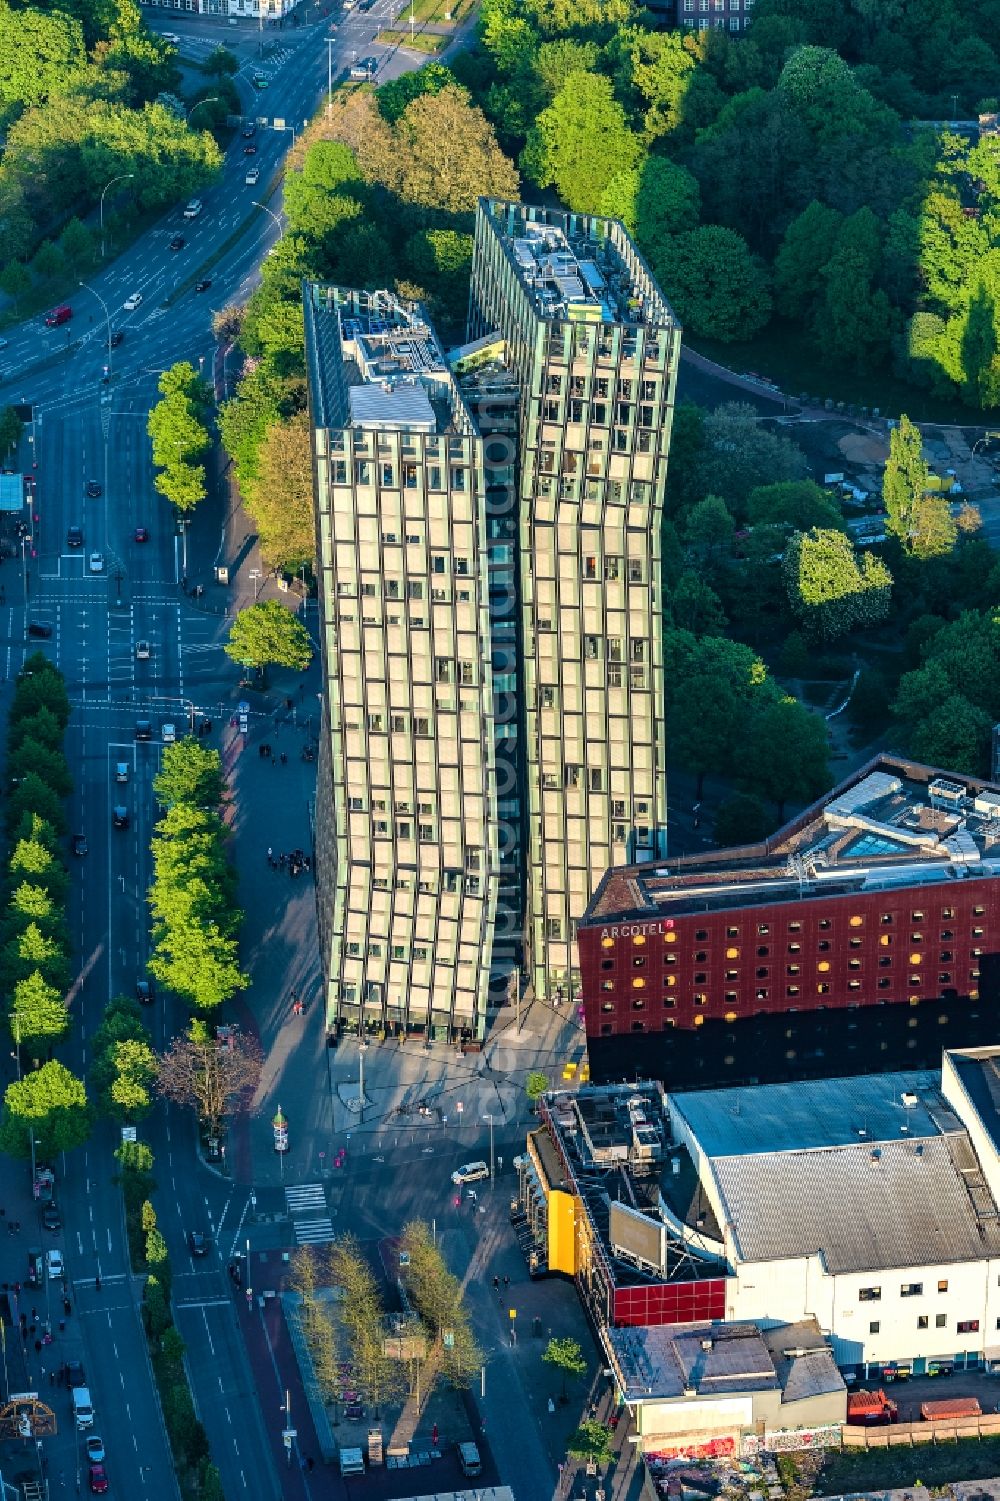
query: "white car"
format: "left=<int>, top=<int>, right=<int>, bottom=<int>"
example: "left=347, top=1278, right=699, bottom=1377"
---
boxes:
left=451, top=1161, right=489, bottom=1186
left=162, top=30, right=180, bottom=41
left=46, top=1248, right=64, bottom=1279
left=183, top=199, right=202, bottom=219
left=89, top=552, right=105, bottom=573
left=135, top=640, right=150, bottom=660
left=123, top=292, right=143, bottom=311
left=245, top=167, right=260, bottom=186
left=162, top=723, right=176, bottom=743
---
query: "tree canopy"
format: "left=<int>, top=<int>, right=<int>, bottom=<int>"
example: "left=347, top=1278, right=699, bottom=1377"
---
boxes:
left=225, top=602, right=312, bottom=673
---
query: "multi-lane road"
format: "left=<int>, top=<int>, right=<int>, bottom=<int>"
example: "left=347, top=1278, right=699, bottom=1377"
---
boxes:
left=0, top=5, right=430, bottom=1496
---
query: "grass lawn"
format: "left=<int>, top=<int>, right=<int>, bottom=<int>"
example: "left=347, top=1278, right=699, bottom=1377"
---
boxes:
left=689, top=321, right=976, bottom=427
left=377, top=26, right=446, bottom=49
left=393, top=0, right=475, bottom=25
left=814, top=1436, right=1000, bottom=1496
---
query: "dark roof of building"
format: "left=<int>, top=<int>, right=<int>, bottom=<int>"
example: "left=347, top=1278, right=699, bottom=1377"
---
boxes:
left=606, top=1318, right=842, bottom=1404
left=581, top=755, right=1000, bottom=925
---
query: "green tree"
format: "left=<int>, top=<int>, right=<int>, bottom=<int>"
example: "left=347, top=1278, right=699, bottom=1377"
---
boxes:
left=0, top=406, right=23, bottom=464
left=521, top=71, right=640, bottom=213
left=909, top=494, right=958, bottom=560
left=149, top=912, right=246, bottom=1010
left=329, top=1234, right=405, bottom=1412
left=376, top=60, right=456, bottom=122
left=543, top=1336, right=587, bottom=1400
left=10, top=972, right=69, bottom=1053
left=772, top=200, right=843, bottom=321
left=683, top=494, right=735, bottom=556
left=746, top=480, right=845, bottom=533
left=153, top=739, right=224, bottom=811
left=154, top=460, right=206, bottom=513
left=668, top=571, right=727, bottom=636
left=783, top=528, right=893, bottom=640
left=699, top=403, right=808, bottom=512
left=8, top=735, right=72, bottom=798
left=377, top=85, right=519, bottom=213
left=400, top=1221, right=483, bottom=1390
left=58, top=217, right=95, bottom=269
left=5, top=774, right=66, bottom=839
left=204, top=44, right=238, bottom=78
left=525, top=1071, right=549, bottom=1105
left=243, top=413, right=316, bottom=574
left=225, top=601, right=312, bottom=673
left=655, top=225, right=771, bottom=343
left=599, top=154, right=700, bottom=242
left=910, top=693, right=991, bottom=774
left=813, top=207, right=893, bottom=371
left=0, top=1060, right=91, bottom=1158
left=0, top=262, right=32, bottom=313
left=10, top=657, right=70, bottom=728
left=714, top=792, right=769, bottom=847
left=883, top=414, right=929, bottom=548
left=567, top=1418, right=613, bottom=1466
left=743, top=696, right=830, bottom=817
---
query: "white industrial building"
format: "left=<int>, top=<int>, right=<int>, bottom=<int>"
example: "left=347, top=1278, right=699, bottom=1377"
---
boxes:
left=664, top=1047, right=1000, bottom=1379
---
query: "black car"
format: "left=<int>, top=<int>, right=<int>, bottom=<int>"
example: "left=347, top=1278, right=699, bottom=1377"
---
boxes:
left=243, top=143, right=257, bottom=154
left=188, top=1230, right=210, bottom=1257
left=67, top=526, right=83, bottom=548
left=242, top=122, right=256, bottom=138
left=169, top=234, right=186, bottom=251
left=85, top=480, right=102, bottom=498
left=136, top=978, right=154, bottom=1004
left=27, top=622, right=53, bottom=639
left=65, top=1360, right=86, bottom=1388
left=41, top=1203, right=61, bottom=1231
left=72, top=834, right=88, bottom=857
left=135, top=720, right=153, bottom=741
left=194, top=279, right=212, bottom=293
left=112, top=805, right=129, bottom=829
left=109, top=330, right=124, bottom=348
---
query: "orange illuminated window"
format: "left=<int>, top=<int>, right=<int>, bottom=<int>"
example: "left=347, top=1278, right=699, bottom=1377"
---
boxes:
left=665, top=931, right=676, bottom=944
left=817, top=961, right=830, bottom=973
left=632, top=977, right=645, bottom=989
left=909, top=953, right=922, bottom=965
left=726, top=947, right=739, bottom=959
left=849, top=915, right=864, bottom=928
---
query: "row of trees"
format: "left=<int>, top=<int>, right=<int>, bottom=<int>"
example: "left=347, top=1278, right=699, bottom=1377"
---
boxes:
left=148, top=361, right=214, bottom=516
left=0, top=0, right=222, bottom=288
left=118, top=1140, right=223, bottom=1501
left=147, top=738, right=246, bottom=1010
left=0, top=657, right=94, bottom=1160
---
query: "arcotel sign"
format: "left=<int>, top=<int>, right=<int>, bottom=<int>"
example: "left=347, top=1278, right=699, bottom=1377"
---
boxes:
left=601, top=920, right=674, bottom=938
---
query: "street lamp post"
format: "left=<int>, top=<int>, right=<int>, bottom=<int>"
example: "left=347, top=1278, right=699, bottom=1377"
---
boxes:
left=78, top=281, right=114, bottom=384
left=483, top=1113, right=495, bottom=1185
left=252, top=200, right=285, bottom=244
left=186, top=95, right=221, bottom=125
left=100, top=172, right=135, bottom=258
left=327, top=37, right=335, bottom=117
left=249, top=567, right=262, bottom=601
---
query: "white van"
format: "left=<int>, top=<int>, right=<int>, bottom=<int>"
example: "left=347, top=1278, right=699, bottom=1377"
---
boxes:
left=73, top=1387, right=95, bottom=1429
left=458, top=1441, right=482, bottom=1476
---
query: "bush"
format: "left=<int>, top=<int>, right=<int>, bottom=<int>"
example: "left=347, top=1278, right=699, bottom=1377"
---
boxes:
left=714, top=793, right=770, bottom=847
left=779, top=630, right=810, bottom=676
left=848, top=668, right=893, bottom=732
left=143, top=1275, right=172, bottom=1341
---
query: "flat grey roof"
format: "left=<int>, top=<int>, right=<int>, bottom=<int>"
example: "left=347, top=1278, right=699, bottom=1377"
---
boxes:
left=671, top=1065, right=1000, bottom=1271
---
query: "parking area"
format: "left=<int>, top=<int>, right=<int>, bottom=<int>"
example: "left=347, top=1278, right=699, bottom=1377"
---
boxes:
left=851, top=1367, right=1000, bottom=1422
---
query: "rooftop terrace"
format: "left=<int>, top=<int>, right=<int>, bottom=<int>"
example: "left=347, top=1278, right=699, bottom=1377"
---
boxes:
left=481, top=200, right=675, bottom=331
left=583, top=756, right=1000, bottom=924
left=303, top=284, right=475, bottom=438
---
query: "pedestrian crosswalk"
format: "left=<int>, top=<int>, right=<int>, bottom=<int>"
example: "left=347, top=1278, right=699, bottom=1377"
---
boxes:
left=285, top=1183, right=334, bottom=1245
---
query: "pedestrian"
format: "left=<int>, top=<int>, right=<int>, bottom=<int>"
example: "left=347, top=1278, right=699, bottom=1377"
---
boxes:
left=31, top=1308, right=37, bottom=1321
left=63, top=1297, right=71, bottom=1316
left=267, top=846, right=273, bottom=862
left=49, top=1371, right=55, bottom=1386
left=280, top=751, right=287, bottom=765
left=279, top=852, right=287, bottom=868
left=58, top=1319, right=65, bottom=1333
left=29, top=1324, right=36, bottom=1337
left=34, top=1338, right=41, bottom=1355
left=306, top=1457, right=315, bottom=1473
left=493, top=1275, right=500, bottom=1292
left=94, top=1274, right=101, bottom=1292
left=503, top=1274, right=510, bottom=1289
left=431, top=1423, right=438, bottom=1447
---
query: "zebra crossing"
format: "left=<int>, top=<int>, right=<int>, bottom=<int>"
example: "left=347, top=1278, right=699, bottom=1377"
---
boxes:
left=285, top=1183, right=334, bottom=1245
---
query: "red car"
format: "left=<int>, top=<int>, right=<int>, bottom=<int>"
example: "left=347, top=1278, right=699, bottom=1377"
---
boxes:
left=134, top=526, right=149, bottom=543
left=89, top=1464, right=109, bottom=1494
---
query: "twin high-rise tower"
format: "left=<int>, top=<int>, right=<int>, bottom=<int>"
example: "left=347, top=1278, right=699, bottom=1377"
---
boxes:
left=303, top=200, right=681, bottom=1044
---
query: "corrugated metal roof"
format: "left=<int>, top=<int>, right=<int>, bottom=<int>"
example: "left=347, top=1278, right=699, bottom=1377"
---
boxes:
left=672, top=1069, right=943, bottom=1157
left=348, top=380, right=436, bottom=433
left=713, top=1134, right=1000, bottom=1271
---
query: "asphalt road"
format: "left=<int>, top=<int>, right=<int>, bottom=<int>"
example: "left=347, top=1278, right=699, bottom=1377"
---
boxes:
left=0, top=4, right=430, bottom=1496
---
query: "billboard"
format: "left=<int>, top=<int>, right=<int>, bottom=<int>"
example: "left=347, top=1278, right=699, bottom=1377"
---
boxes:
left=609, top=1201, right=666, bottom=1273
